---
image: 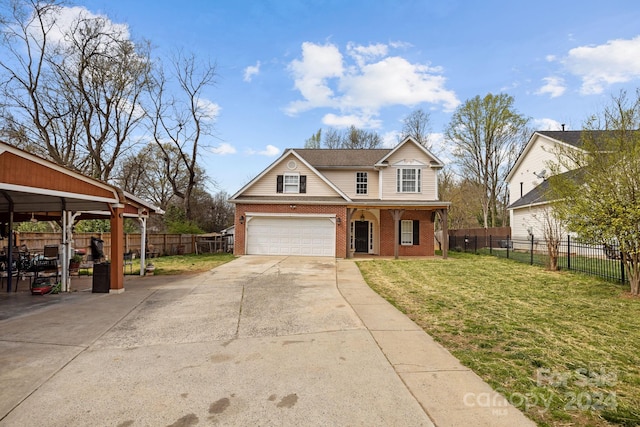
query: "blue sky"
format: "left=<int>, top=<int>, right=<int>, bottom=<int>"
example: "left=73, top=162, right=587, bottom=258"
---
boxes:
left=74, top=0, right=640, bottom=194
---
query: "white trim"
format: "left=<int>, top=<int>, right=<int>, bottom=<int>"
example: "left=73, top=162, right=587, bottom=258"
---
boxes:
left=0, top=141, right=120, bottom=196
left=245, top=212, right=336, bottom=219
left=0, top=182, right=119, bottom=204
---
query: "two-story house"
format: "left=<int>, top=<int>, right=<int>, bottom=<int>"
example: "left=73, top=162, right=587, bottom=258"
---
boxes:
left=229, top=137, right=450, bottom=258
left=506, top=130, right=585, bottom=238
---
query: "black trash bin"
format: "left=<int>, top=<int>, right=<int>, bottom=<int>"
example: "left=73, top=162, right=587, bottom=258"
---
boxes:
left=92, top=262, right=110, bottom=293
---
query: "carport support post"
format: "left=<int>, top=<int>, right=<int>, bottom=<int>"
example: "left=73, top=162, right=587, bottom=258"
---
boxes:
left=109, top=205, right=125, bottom=292
left=138, top=216, right=147, bottom=276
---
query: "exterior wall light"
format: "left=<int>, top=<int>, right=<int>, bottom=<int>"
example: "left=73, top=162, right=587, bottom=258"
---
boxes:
left=239, top=215, right=245, bottom=224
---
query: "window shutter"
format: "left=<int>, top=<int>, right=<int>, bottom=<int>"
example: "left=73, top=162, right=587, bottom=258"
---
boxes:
left=276, top=175, right=283, bottom=193
left=300, top=175, right=307, bottom=193
left=413, top=220, right=420, bottom=245
left=396, top=169, right=401, bottom=192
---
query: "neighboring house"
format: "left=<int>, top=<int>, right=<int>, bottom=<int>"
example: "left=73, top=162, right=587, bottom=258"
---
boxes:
left=229, top=137, right=450, bottom=258
left=506, top=130, right=586, bottom=239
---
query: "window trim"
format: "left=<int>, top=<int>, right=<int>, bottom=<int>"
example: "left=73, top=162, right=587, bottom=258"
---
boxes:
left=356, top=172, right=368, bottom=195
left=400, top=220, right=413, bottom=245
left=283, top=173, right=300, bottom=193
left=396, top=168, right=422, bottom=193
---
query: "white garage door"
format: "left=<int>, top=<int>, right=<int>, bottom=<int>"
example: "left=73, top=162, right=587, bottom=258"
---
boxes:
left=246, top=216, right=335, bottom=256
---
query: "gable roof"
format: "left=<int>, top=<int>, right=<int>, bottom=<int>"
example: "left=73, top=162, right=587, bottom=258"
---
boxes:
left=508, top=168, right=582, bottom=210
left=294, top=148, right=391, bottom=167
left=376, top=136, right=445, bottom=168
left=229, top=149, right=352, bottom=202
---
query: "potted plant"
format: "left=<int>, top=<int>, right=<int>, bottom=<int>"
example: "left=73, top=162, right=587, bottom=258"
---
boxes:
left=69, top=253, right=83, bottom=275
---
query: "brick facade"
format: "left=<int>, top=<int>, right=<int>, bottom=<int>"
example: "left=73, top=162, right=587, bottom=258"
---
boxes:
left=234, top=204, right=348, bottom=258
left=379, top=209, right=435, bottom=257
left=236, top=203, right=435, bottom=258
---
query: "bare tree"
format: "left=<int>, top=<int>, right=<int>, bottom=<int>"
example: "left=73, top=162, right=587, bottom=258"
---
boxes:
left=148, top=52, right=217, bottom=220
left=445, top=93, right=529, bottom=228
left=318, top=125, right=381, bottom=149
left=0, top=0, right=152, bottom=180
left=399, top=108, right=432, bottom=149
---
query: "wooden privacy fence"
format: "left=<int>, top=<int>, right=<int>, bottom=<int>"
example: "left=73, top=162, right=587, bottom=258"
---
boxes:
left=9, top=233, right=202, bottom=258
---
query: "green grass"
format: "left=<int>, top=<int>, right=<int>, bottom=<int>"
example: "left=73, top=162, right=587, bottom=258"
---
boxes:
left=79, top=252, right=235, bottom=276
left=357, top=252, right=640, bottom=427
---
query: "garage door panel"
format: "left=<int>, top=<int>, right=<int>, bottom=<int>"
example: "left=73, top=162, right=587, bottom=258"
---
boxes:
left=247, top=217, right=335, bottom=257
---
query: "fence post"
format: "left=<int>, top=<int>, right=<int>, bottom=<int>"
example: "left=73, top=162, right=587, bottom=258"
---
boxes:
left=567, top=235, right=571, bottom=271
left=621, top=251, right=626, bottom=284
left=489, top=235, right=493, bottom=255
left=530, top=234, right=534, bottom=265
left=506, top=235, right=510, bottom=259
left=474, top=235, right=478, bottom=253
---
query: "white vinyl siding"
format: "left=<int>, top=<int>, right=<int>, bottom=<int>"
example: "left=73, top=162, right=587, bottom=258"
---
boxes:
left=396, top=168, right=421, bottom=193
left=243, top=153, right=338, bottom=197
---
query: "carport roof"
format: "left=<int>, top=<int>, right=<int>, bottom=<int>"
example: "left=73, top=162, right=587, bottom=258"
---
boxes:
left=0, top=140, right=162, bottom=221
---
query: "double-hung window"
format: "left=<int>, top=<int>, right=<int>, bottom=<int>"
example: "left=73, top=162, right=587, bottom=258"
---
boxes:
left=356, top=172, right=368, bottom=195
left=401, top=220, right=414, bottom=245
left=277, top=174, right=306, bottom=193
left=283, top=173, right=299, bottom=193
left=400, top=220, right=420, bottom=246
left=396, top=168, right=421, bottom=193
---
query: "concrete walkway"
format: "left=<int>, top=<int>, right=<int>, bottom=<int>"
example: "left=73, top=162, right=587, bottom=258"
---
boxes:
left=0, top=256, right=534, bottom=426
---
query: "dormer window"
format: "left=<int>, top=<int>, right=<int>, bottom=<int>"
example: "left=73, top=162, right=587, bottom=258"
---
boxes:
left=396, top=168, right=421, bottom=193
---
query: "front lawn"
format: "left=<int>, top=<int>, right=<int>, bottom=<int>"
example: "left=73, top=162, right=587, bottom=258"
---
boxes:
left=356, top=252, right=640, bottom=427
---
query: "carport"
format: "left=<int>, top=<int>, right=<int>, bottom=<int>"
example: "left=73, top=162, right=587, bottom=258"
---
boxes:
left=0, top=141, right=161, bottom=293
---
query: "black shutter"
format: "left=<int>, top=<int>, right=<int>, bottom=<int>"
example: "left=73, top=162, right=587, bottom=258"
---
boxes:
left=276, top=175, right=283, bottom=193
left=413, top=220, right=420, bottom=245
left=300, top=175, right=307, bottom=193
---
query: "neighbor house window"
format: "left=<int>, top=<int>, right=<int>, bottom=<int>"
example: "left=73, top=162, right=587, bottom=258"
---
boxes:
left=276, top=174, right=306, bottom=193
left=399, top=220, right=420, bottom=246
left=356, top=172, right=368, bottom=194
left=396, top=168, right=421, bottom=193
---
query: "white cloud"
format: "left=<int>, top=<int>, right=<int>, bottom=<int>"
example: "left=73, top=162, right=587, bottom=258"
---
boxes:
left=285, top=42, right=344, bottom=114
left=322, top=113, right=381, bottom=129
left=285, top=41, right=459, bottom=120
left=564, top=36, right=640, bottom=94
left=346, top=42, right=388, bottom=67
left=246, top=144, right=280, bottom=156
left=32, top=6, right=130, bottom=51
left=532, top=118, right=564, bottom=130
left=197, top=99, right=221, bottom=121
left=535, top=76, right=566, bottom=98
left=211, top=143, right=236, bottom=155
left=243, top=61, right=261, bottom=82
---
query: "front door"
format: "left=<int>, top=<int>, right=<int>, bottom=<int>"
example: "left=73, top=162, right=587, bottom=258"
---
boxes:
left=354, top=221, right=369, bottom=253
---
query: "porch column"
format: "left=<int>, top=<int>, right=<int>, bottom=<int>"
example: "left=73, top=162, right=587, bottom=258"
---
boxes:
left=389, top=209, right=405, bottom=260
left=438, top=208, right=449, bottom=259
left=345, top=208, right=357, bottom=259
left=109, top=204, right=125, bottom=293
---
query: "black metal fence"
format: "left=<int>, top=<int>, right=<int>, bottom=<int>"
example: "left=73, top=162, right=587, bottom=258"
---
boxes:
left=449, top=234, right=628, bottom=285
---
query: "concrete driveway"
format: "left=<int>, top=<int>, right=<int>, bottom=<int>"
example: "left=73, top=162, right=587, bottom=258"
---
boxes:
left=0, top=256, right=533, bottom=426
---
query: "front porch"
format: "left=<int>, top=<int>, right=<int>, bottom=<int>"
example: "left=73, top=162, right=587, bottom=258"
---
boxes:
left=345, top=204, right=449, bottom=259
